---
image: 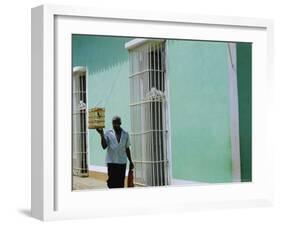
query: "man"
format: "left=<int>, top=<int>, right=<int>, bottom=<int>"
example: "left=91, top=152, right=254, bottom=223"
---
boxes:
left=96, top=116, right=134, bottom=188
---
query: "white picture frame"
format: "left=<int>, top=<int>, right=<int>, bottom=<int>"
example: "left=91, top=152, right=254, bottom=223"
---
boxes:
left=31, top=4, right=274, bottom=221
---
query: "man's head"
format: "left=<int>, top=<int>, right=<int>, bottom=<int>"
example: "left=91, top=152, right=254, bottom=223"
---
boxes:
left=112, top=115, right=122, bottom=132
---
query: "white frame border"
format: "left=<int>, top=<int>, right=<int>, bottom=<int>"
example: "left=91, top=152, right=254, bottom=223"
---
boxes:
left=31, top=4, right=274, bottom=221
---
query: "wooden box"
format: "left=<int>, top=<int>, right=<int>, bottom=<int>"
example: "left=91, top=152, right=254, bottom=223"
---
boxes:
left=88, top=107, right=105, bottom=129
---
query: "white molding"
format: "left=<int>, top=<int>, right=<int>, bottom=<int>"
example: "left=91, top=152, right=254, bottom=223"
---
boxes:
left=125, top=38, right=164, bottom=50
left=86, top=67, right=90, bottom=176
left=32, top=5, right=56, bottom=219
left=165, top=42, right=173, bottom=185
left=227, top=43, right=241, bottom=182
left=73, top=66, right=86, bottom=74
left=89, top=165, right=107, bottom=173
left=31, top=6, right=44, bottom=219
left=125, top=38, right=148, bottom=50
left=89, top=166, right=207, bottom=186
left=171, top=179, right=207, bottom=185
left=45, top=4, right=273, bottom=29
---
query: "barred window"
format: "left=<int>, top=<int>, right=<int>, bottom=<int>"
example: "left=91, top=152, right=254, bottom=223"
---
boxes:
left=72, top=67, right=89, bottom=178
left=126, top=39, right=170, bottom=186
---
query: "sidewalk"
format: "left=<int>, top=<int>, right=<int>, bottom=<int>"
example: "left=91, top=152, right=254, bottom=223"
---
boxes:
left=73, top=176, right=107, bottom=190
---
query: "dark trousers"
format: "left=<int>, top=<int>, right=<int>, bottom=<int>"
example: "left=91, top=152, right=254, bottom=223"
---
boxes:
left=107, top=163, right=126, bottom=188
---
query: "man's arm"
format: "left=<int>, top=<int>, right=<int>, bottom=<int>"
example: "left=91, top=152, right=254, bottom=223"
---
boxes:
left=126, top=147, right=134, bottom=170
left=96, top=129, right=107, bottom=149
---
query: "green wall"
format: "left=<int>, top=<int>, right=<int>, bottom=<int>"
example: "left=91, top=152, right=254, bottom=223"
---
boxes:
left=72, top=35, right=131, bottom=167
left=167, top=40, right=233, bottom=183
left=236, top=43, right=252, bottom=182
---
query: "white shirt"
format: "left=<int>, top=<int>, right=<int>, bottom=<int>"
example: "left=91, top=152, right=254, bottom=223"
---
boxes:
left=104, top=129, right=130, bottom=164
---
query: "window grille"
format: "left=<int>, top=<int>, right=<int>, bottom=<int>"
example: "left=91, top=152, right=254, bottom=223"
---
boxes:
left=72, top=67, right=89, bottom=177
left=127, top=40, right=170, bottom=186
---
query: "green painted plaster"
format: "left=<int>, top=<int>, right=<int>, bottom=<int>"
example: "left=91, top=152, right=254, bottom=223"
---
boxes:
left=167, top=40, right=233, bottom=183
left=72, top=35, right=131, bottom=167
left=236, top=43, right=252, bottom=182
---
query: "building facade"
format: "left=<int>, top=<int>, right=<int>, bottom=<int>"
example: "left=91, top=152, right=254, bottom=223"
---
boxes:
left=72, top=35, right=251, bottom=185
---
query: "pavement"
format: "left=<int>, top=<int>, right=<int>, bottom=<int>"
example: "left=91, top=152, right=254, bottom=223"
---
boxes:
left=73, top=176, right=107, bottom=190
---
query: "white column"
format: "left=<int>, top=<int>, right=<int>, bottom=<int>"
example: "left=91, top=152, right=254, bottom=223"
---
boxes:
left=227, top=43, right=241, bottom=182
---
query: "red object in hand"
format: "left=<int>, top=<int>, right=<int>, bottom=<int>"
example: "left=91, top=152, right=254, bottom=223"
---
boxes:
left=127, top=169, right=134, bottom=187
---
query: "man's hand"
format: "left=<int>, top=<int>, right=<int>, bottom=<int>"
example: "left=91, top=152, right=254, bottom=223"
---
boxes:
left=129, top=162, right=134, bottom=170
left=96, top=128, right=104, bottom=136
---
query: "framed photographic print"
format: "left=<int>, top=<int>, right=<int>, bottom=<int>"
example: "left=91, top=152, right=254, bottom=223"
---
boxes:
left=31, top=4, right=274, bottom=221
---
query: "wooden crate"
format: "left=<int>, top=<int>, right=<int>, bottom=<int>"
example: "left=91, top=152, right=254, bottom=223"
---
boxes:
left=88, top=107, right=105, bottom=129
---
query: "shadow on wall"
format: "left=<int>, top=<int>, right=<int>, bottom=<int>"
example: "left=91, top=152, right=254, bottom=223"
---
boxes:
left=72, top=34, right=132, bottom=167
left=72, top=35, right=131, bottom=74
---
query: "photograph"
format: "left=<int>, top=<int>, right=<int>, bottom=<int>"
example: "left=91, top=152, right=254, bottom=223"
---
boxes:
left=71, top=35, right=252, bottom=190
